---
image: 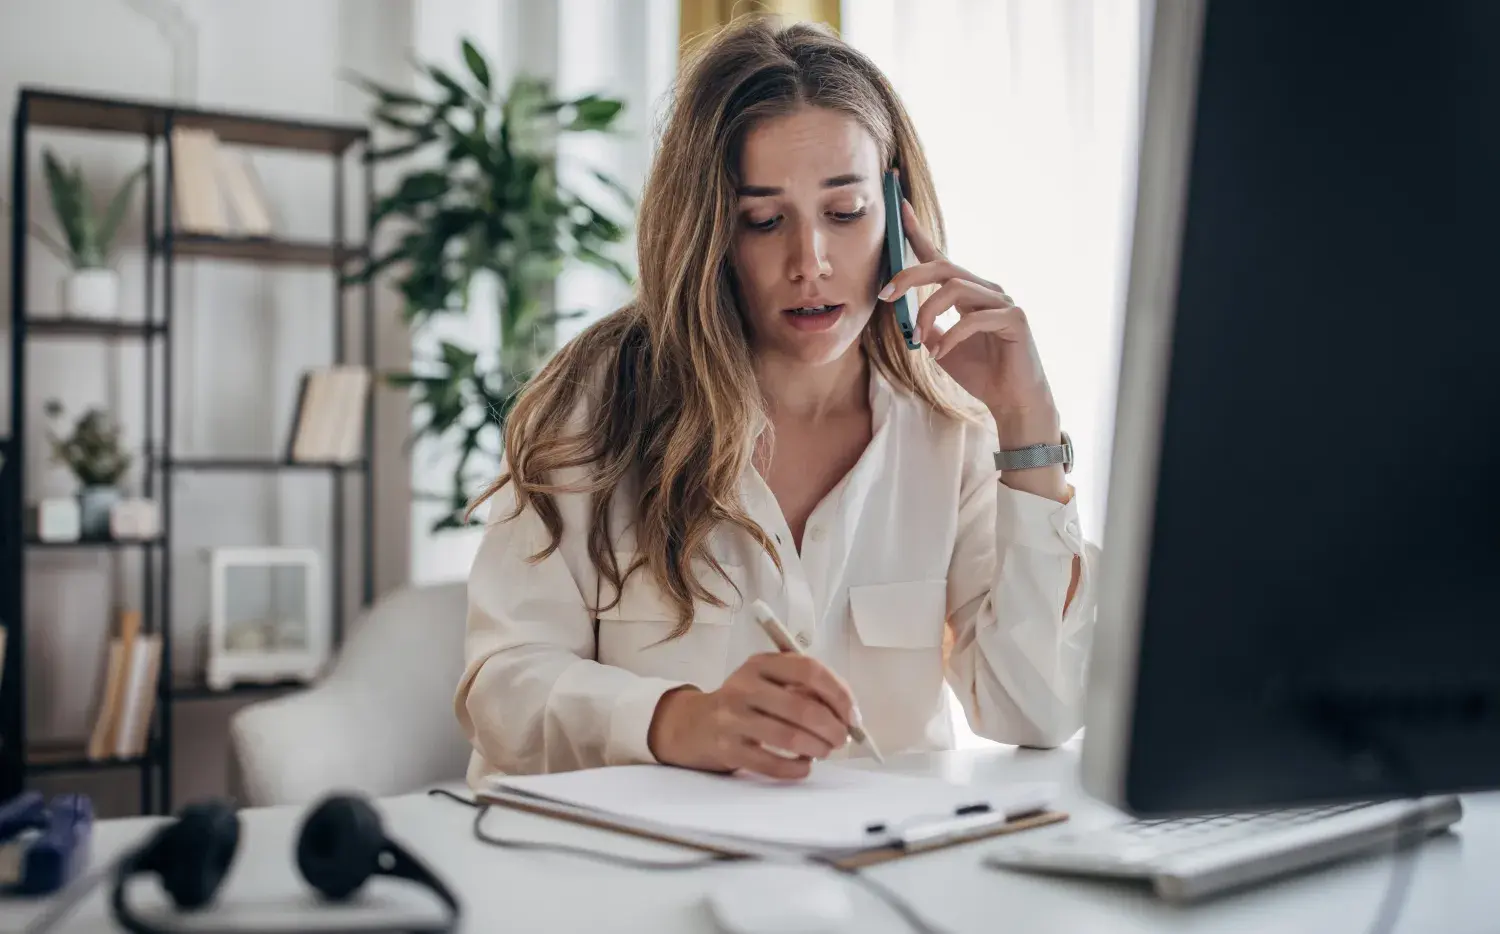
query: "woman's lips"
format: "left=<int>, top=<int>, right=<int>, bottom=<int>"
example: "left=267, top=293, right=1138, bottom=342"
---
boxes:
left=782, top=303, right=845, bottom=331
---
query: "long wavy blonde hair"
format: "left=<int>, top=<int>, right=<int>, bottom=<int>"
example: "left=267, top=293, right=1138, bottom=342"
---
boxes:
left=470, top=15, right=972, bottom=634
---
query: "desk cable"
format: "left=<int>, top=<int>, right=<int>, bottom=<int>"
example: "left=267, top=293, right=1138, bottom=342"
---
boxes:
left=1358, top=748, right=1428, bottom=934
left=1303, top=697, right=1436, bottom=934
left=426, top=788, right=948, bottom=934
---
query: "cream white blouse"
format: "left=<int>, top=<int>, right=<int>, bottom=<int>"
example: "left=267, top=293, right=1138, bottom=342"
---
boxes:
left=454, top=367, right=1101, bottom=788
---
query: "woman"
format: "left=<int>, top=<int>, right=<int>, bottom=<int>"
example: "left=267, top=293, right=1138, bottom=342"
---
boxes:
left=454, top=16, right=1101, bottom=787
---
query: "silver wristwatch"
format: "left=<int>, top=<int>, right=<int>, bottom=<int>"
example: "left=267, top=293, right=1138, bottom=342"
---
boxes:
left=994, top=431, right=1073, bottom=474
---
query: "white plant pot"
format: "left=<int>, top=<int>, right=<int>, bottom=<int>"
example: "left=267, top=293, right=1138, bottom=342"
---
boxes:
left=61, top=268, right=119, bottom=319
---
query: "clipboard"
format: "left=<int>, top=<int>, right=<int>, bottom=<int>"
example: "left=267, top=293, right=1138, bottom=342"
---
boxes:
left=476, top=767, right=1070, bottom=871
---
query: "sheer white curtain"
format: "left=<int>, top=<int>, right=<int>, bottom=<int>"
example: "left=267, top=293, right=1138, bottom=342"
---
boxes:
left=842, top=0, right=1145, bottom=746
left=844, top=0, right=1143, bottom=540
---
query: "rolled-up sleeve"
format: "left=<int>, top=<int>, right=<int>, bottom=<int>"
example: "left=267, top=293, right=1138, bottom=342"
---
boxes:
left=944, top=427, right=1101, bottom=748
left=454, top=477, right=692, bottom=781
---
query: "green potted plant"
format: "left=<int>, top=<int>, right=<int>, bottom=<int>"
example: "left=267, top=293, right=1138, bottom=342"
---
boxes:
left=41, top=149, right=144, bottom=319
left=44, top=400, right=133, bottom=538
left=345, top=39, right=635, bottom=529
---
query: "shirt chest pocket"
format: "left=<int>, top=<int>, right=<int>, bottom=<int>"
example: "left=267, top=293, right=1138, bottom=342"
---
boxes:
left=847, top=580, right=949, bottom=747
left=595, top=558, right=741, bottom=685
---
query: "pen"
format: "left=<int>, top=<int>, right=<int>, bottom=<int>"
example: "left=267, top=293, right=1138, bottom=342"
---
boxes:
left=750, top=599, right=885, bottom=764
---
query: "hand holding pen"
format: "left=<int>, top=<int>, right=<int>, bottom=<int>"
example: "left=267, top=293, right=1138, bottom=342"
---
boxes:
left=645, top=601, right=878, bottom=780
left=750, top=600, right=884, bottom=764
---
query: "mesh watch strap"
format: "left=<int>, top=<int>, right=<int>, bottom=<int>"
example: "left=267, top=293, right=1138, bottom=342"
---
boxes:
left=994, top=432, right=1073, bottom=473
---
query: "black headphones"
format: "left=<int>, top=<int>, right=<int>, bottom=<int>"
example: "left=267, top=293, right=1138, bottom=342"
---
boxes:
left=106, top=792, right=460, bottom=934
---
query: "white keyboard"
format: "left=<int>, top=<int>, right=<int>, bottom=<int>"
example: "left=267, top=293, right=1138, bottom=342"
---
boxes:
left=983, top=795, right=1464, bottom=902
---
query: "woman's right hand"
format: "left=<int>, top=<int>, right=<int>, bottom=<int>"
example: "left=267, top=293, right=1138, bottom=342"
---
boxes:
left=647, top=653, right=857, bottom=780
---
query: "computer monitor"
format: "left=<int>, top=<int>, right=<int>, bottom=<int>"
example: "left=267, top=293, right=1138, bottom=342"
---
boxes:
left=1081, top=0, right=1500, bottom=816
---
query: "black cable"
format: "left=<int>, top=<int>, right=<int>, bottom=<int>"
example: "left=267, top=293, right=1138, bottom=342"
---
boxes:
left=1302, top=700, right=1433, bottom=934
left=1360, top=759, right=1428, bottom=934
left=812, top=858, right=948, bottom=934
left=428, top=788, right=747, bottom=871
left=426, top=787, right=951, bottom=934
left=1364, top=819, right=1422, bottom=934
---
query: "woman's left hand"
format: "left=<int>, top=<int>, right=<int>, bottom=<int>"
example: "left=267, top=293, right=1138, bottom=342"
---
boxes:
left=878, top=198, right=1058, bottom=426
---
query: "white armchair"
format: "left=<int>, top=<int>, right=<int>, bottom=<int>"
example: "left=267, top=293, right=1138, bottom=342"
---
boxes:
left=227, top=580, right=473, bottom=807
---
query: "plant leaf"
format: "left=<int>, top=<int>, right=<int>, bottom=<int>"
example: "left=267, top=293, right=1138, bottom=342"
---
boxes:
left=96, top=165, right=144, bottom=260
left=42, top=149, right=87, bottom=264
left=343, top=69, right=430, bottom=109
left=427, top=64, right=471, bottom=104
left=574, top=243, right=633, bottom=283
left=563, top=95, right=624, bottom=132
left=589, top=168, right=637, bottom=206
left=395, top=170, right=449, bottom=203
left=343, top=243, right=408, bottom=285
left=372, top=104, right=437, bottom=134
left=366, top=134, right=437, bottom=162
left=461, top=39, right=491, bottom=90
left=438, top=340, right=479, bottom=378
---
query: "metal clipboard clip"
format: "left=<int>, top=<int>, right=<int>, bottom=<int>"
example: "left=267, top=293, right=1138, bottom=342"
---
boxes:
left=870, top=781, right=1061, bottom=852
left=865, top=802, right=1015, bottom=851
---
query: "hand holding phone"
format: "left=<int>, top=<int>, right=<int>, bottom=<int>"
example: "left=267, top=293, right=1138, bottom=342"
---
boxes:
left=882, top=169, right=921, bottom=349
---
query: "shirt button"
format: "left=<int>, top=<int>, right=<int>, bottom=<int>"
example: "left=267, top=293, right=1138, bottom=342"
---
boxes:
left=808, top=525, right=826, bottom=543
left=1065, top=519, right=1080, bottom=537
left=796, top=632, right=812, bottom=648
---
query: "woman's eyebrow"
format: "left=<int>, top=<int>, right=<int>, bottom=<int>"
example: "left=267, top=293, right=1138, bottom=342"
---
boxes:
left=736, top=173, right=867, bottom=197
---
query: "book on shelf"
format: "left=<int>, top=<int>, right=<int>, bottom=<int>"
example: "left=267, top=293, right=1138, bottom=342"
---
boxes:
left=169, top=126, right=275, bottom=238
left=85, top=609, right=161, bottom=760
left=286, top=365, right=371, bottom=464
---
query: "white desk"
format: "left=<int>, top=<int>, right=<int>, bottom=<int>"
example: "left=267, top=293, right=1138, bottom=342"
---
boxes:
left=6, top=745, right=1498, bottom=933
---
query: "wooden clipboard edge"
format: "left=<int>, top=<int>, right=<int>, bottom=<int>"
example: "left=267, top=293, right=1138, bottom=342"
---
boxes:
left=476, top=790, right=1069, bottom=870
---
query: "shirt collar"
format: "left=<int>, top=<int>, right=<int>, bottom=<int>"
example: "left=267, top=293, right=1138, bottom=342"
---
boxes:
left=832, top=364, right=896, bottom=540
left=737, top=361, right=902, bottom=543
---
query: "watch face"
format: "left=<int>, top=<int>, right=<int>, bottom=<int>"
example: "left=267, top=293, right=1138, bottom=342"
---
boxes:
left=1062, top=431, right=1075, bottom=474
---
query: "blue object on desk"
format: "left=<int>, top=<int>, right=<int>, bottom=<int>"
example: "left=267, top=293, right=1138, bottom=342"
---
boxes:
left=0, top=792, right=93, bottom=896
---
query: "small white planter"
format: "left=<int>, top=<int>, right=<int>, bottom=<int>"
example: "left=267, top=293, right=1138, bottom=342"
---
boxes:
left=61, top=268, right=119, bottom=319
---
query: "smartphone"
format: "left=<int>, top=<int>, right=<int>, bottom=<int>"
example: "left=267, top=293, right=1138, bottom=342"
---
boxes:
left=882, top=169, right=921, bottom=350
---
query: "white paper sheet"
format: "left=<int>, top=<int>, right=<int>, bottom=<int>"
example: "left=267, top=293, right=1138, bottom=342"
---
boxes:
left=488, top=762, right=1055, bottom=853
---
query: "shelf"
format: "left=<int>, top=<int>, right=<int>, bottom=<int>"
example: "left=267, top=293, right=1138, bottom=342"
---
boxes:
left=8, top=85, right=377, bottom=816
left=24, top=318, right=165, bottom=339
left=167, top=234, right=361, bottom=268
left=171, top=678, right=309, bottom=701
left=165, top=457, right=368, bottom=472
left=24, top=535, right=164, bottom=549
left=26, top=743, right=151, bottom=775
left=20, top=86, right=366, bottom=154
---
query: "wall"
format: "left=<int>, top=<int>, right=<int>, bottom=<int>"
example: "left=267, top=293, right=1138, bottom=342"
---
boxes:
left=1, top=0, right=414, bottom=816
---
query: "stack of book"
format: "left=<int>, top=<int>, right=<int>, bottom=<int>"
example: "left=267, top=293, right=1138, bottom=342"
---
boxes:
left=86, top=610, right=161, bottom=761
left=169, top=126, right=275, bottom=237
left=285, top=366, right=371, bottom=464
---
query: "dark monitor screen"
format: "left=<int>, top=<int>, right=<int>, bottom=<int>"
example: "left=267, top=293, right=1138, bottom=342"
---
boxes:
left=1082, top=0, right=1500, bottom=815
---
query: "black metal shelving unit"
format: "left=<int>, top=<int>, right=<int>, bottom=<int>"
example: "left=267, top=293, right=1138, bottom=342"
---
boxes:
left=2, top=87, right=377, bottom=815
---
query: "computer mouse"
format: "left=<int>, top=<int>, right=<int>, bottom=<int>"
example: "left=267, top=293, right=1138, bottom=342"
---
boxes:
left=704, top=863, right=854, bottom=934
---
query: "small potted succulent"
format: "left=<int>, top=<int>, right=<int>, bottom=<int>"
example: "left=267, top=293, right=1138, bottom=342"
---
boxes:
left=44, top=400, right=133, bottom=538
left=41, top=148, right=144, bottom=319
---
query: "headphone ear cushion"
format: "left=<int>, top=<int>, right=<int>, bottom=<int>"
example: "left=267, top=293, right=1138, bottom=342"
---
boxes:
left=152, top=800, right=240, bottom=910
left=296, top=794, right=385, bottom=901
